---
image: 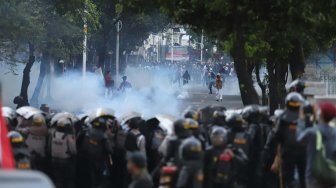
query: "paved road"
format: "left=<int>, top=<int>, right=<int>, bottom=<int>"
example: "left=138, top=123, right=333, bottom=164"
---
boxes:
left=178, top=86, right=243, bottom=113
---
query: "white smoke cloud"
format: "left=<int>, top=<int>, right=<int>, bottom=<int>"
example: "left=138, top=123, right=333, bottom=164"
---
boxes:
left=43, top=67, right=181, bottom=118
left=1, top=62, right=241, bottom=118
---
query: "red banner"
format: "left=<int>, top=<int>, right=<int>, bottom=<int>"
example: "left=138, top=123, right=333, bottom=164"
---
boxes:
left=0, top=101, right=15, bottom=169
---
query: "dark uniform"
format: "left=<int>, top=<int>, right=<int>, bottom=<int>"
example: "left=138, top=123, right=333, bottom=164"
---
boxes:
left=204, top=126, right=248, bottom=188
left=274, top=92, right=306, bottom=188
left=164, top=119, right=193, bottom=165
left=176, top=137, right=204, bottom=188
left=242, top=105, right=266, bottom=187
left=76, top=108, right=115, bottom=188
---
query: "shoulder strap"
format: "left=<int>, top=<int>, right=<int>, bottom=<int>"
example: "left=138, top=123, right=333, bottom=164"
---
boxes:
left=316, top=130, right=324, bottom=154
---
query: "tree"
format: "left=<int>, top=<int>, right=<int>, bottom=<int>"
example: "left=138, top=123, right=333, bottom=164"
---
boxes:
left=150, top=0, right=336, bottom=112
left=0, top=0, right=100, bottom=107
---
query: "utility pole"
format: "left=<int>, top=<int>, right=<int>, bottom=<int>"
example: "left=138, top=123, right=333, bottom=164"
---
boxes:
left=171, top=28, right=174, bottom=64
left=115, top=20, right=122, bottom=81
left=156, top=35, right=159, bottom=63
left=200, top=30, right=204, bottom=64
left=82, top=10, right=88, bottom=78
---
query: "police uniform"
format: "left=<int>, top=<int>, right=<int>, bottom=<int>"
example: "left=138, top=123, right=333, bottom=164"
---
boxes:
left=50, top=117, right=77, bottom=188
left=76, top=108, right=115, bottom=188
left=17, top=113, right=48, bottom=172
left=204, top=126, right=248, bottom=188
left=176, top=137, right=204, bottom=188
left=274, top=92, right=306, bottom=188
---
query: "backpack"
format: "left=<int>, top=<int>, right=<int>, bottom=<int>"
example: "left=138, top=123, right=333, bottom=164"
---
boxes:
left=212, top=152, right=234, bottom=184
left=283, top=120, right=300, bottom=147
left=124, top=131, right=142, bottom=152
left=148, top=129, right=165, bottom=150
left=232, top=132, right=250, bottom=157
left=51, top=131, right=70, bottom=159
left=312, top=130, right=336, bottom=186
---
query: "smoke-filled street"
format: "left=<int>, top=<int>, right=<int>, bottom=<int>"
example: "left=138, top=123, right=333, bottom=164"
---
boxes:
left=1, top=1, right=336, bottom=188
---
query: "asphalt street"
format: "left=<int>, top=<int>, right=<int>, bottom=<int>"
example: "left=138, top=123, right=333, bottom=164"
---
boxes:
left=178, top=86, right=243, bottom=113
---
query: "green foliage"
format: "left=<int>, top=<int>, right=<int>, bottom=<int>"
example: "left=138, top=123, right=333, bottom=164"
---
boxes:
left=0, top=0, right=100, bottom=62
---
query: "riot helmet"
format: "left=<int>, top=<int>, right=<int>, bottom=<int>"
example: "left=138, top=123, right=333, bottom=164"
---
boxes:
left=225, top=111, right=244, bottom=131
left=186, top=118, right=200, bottom=137
left=8, top=131, right=25, bottom=147
left=2, top=107, right=17, bottom=128
left=183, top=110, right=199, bottom=121
left=88, top=108, right=116, bottom=131
left=173, top=119, right=192, bottom=139
left=285, top=92, right=303, bottom=110
left=210, top=126, right=228, bottom=147
left=288, top=79, right=306, bottom=94
left=179, top=137, right=202, bottom=161
left=50, top=112, right=78, bottom=128
left=242, top=105, right=262, bottom=124
left=212, top=110, right=226, bottom=126
left=128, top=117, right=145, bottom=130
left=56, top=117, right=73, bottom=134
left=31, top=113, right=46, bottom=127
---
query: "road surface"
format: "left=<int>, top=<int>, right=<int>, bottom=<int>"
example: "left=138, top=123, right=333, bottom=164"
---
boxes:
left=178, top=86, right=243, bottom=113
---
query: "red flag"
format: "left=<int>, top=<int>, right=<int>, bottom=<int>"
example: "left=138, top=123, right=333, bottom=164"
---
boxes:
left=0, top=100, right=15, bottom=169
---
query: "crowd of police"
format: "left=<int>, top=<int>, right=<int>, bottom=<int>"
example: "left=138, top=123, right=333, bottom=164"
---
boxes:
left=2, top=79, right=336, bottom=188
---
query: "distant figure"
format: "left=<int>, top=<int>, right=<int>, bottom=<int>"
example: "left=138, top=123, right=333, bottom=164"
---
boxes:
left=215, top=74, right=224, bottom=101
left=208, top=69, right=216, bottom=94
left=182, top=70, right=191, bottom=85
left=119, top=76, right=132, bottom=93
left=104, top=71, right=114, bottom=97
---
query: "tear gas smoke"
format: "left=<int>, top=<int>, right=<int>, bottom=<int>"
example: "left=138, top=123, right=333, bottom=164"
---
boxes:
left=1, top=62, right=241, bottom=118
left=47, top=67, right=181, bottom=118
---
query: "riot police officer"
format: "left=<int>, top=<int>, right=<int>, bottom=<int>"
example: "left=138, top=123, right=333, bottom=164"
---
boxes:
left=50, top=117, right=77, bottom=188
left=259, top=109, right=284, bottom=188
left=144, top=117, right=165, bottom=173
left=176, top=137, right=204, bottom=188
left=76, top=108, right=114, bottom=188
left=186, top=118, right=208, bottom=149
left=273, top=92, right=306, bottom=188
left=7, top=131, right=31, bottom=169
left=225, top=111, right=251, bottom=185
left=164, top=119, right=193, bottom=165
left=124, top=116, right=146, bottom=156
left=204, top=126, right=248, bottom=188
left=16, top=112, right=48, bottom=172
left=242, top=105, right=266, bottom=187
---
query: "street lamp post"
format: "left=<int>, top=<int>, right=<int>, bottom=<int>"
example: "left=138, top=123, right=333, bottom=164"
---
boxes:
left=200, top=30, right=204, bottom=64
left=82, top=13, right=88, bottom=78
left=115, top=20, right=122, bottom=81
left=171, top=28, right=174, bottom=64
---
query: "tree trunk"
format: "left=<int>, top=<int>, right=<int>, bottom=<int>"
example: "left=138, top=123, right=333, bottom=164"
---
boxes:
left=289, top=39, right=305, bottom=80
left=45, top=58, right=53, bottom=101
left=255, top=61, right=267, bottom=105
left=17, top=42, right=35, bottom=108
left=30, top=51, right=50, bottom=107
left=230, top=3, right=259, bottom=105
left=230, top=32, right=259, bottom=105
left=267, top=55, right=288, bottom=114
